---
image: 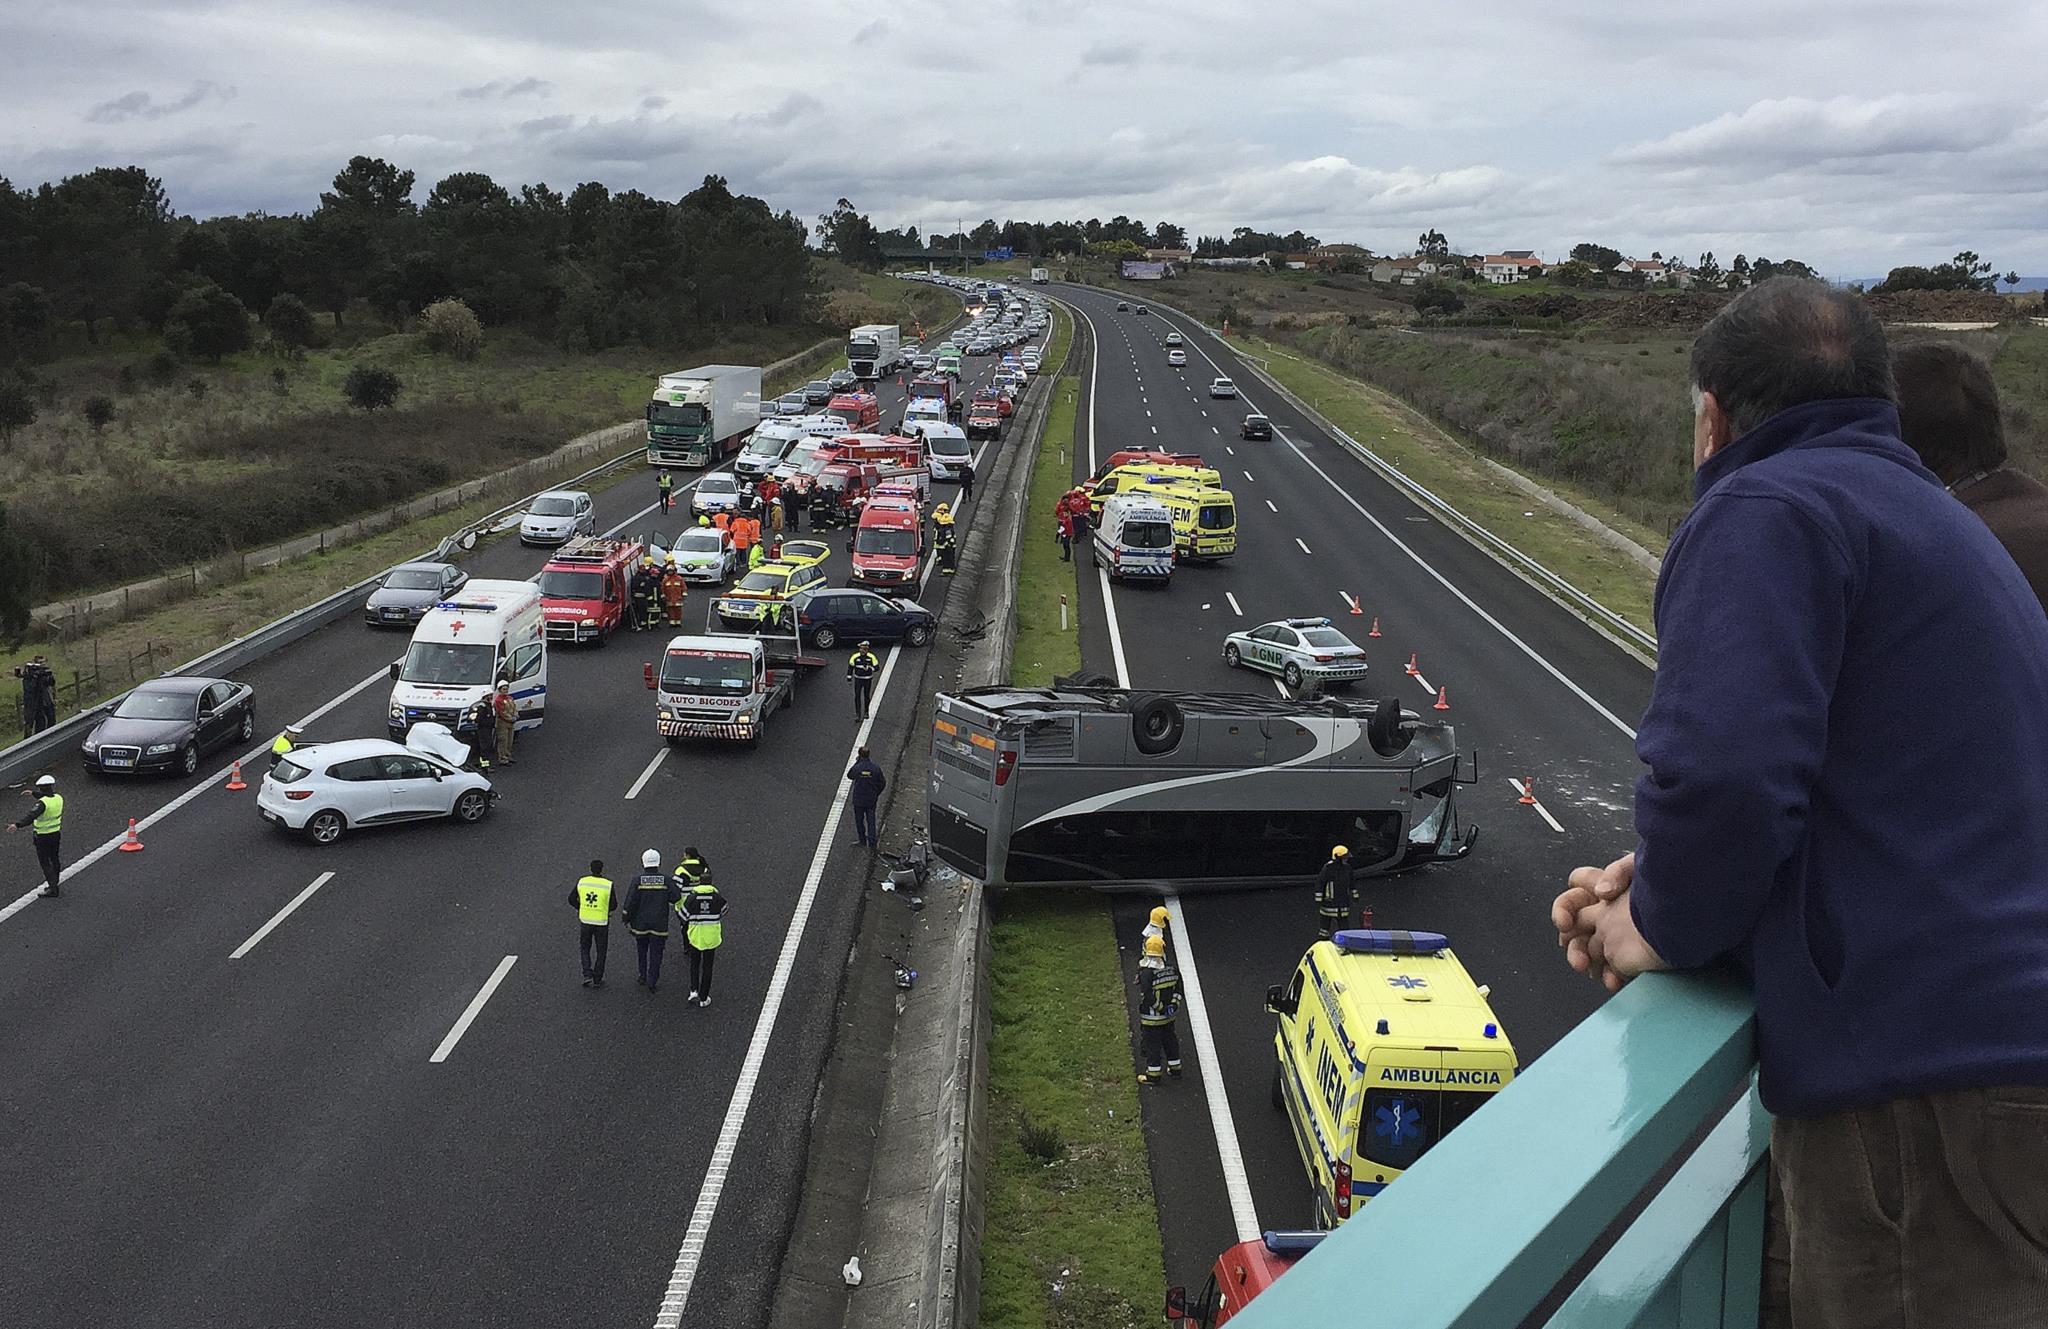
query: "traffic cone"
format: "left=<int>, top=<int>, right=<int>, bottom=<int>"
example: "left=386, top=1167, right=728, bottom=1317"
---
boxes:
left=1518, top=780, right=1537, bottom=806
left=118, top=818, right=145, bottom=852
left=1434, top=687, right=1451, bottom=712
left=1345, top=593, right=1363, bottom=616
left=225, top=760, right=247, bottom=791
left=1368, top=616, right=1381, bottom=638
left=1405, top=653, right=1420, bottom=677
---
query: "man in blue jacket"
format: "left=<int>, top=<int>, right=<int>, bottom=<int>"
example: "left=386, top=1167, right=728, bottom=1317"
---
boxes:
left=1553, top=279, right=2048, bottom=1328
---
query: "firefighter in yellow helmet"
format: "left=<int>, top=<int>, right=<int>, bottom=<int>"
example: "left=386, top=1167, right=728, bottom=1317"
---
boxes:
left=932, top=501, right=958, bottom=575
left=1141, top=904, right=1169, bottom=950
left=1315, top=844, right=1355, bottom=940
left=1135, top=934, right=1183, bottom=1084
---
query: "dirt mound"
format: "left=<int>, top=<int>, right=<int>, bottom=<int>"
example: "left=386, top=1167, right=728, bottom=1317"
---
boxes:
left=1862, top=289, right=2012, bottom=323
left=1587, top=292, right=1730, bottom=330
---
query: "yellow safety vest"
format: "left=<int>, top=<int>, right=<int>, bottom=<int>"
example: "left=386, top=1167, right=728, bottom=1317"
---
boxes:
left=32, top=794, right=62, bottom=835
left=272, top=734, right=294, bottom=756
left=684, top=884, right=723, bottom=949
left=576, top=875, right=614, bottom=925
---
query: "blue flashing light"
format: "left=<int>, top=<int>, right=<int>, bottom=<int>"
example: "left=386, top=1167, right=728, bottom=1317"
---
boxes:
left=1333, top=929, right=1450, bottom=956
left=1261, top=1231, right=1328, bottom=1256
left=1484, top=1023, right=1499, bottom=1039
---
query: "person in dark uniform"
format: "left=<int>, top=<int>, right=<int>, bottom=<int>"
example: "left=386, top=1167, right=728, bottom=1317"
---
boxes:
left=680, top=872, right=728, bottom=1007
left=8, top=773, right=64, bottom=898
left=957, top=457, right=975, bottom=505
left=1314, top=844, right=1355, bottom=940
left=847, top=642, right=881, bottom=720
left=14, top=655, right=56, bottom=733
left=620, top=848, right=681, bottom=994
left=571, top=859, right=613, bottom=987
left=846, top=745, right=886, bottom=848
left=466, top=696, right=497, bottom=772
left=1135, top=935, right=1183, bottom=1084
left=630, top=558, right=660, bottom=631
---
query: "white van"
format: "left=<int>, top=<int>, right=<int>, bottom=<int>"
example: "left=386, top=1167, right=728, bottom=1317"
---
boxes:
left=735, top=420, right=802, bottom=480
left=919, top=424, right=974, bottom=481
left=902, top=396, right=946, bottom=432
left=1095, top=495, right=1177, bottom=583
left=387, top=579, right=548, bottom=740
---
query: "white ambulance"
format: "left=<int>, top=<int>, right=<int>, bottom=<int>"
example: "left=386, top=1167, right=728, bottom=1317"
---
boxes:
left=387, top=579, right=548, bottom=741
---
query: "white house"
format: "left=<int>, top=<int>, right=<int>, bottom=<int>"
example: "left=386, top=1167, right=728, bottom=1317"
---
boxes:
left=1478, top=251, right=1544, bottom=284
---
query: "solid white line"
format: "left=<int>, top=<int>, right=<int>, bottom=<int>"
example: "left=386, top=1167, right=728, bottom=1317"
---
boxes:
left=1096, top=566, right=1133, bottom=687
left=430, top=954, right=518, bottom=1062
left=1266, top=500, right=1278, bottom=513
left=1510, top=779, right=1567, bottom=833
left=624, top=747, right=667, bottom=800
left=1415, top=671, right=1436, bottom=694
left=229, top=871, right=335, bottom=959
left=1224, top=591, right=1243, bottom=617
left=1166, top=895, right=1262, bottom=1243
left=1295, top=537, right=1312, bottom=555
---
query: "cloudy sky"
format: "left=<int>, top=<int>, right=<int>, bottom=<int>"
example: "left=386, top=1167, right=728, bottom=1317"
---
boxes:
left=6, top=0, right=2045, bottom=275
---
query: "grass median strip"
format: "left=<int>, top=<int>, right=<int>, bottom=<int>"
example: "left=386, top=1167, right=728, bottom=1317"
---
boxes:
left=1012, top=307, right=1081, bottom=688
left=1241, top=335, right=1660, bottom=633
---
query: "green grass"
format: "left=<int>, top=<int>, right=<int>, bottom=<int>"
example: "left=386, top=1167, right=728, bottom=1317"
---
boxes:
left=980, top=892, right=1165, bottom=1329
left=1243, top=336, right=1662, bottom=632
left=1011, top=307, right=1080, bottom=687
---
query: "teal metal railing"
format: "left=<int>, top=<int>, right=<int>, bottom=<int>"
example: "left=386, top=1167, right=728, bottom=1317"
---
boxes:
left=1232, top=970, right=1767, bottom=1328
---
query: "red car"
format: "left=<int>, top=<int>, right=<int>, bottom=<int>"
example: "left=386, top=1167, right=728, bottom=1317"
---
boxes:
left=1166, top=1231, right=1325, bottom=1327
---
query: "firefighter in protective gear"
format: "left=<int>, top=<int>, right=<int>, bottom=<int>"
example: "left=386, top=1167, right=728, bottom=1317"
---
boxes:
left=466, top=695, right=497, bottom=770
left=847, top=642, right=881, bottom=720
left=620, top=848, right=681, bottom=993
left=491, top=680, right=518, bottom=766
left=933, top=502, right=958, bottom=575
left=632, top=557, right=662, bottom=631
left=680, top=871, right=727, bottom=1007
left=8, top=773, right=64, bottom=898
left=1136, top=935, right=1183, bottom=1084
left=1141, top=904, right=1169, bottom=950
left=269, top=724, right=303, bottom=769
left=660, top=556, right=688, bottom=627
left=571, top=859, right=613, bottom=987
left=1314, top=844, right=1356, bottom=940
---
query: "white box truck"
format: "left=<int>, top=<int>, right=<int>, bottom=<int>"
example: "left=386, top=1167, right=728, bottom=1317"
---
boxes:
left=1031, top=267, right=1049, bottom=284
left=847, top=324, right=901, bottom=381
left=646, top=365, right=762, bottom=468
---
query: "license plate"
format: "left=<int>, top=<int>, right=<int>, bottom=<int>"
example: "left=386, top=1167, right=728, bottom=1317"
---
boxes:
left=102, top=756, right=133, bottom=768
left=383, top=609, right=407, bottom=619
left=261, top=809, right=281, bottom=824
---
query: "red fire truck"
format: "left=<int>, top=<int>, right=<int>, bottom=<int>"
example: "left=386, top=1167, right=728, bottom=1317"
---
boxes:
left=538, top=536, right=645, bottom=644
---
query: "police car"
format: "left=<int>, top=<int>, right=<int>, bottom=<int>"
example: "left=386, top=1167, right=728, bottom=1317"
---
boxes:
left=1222, top=617, right=1368, bottom=689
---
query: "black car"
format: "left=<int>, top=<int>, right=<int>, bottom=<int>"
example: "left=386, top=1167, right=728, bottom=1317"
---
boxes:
left=364, top=560, right=468, bottom=626
left=1241, top=414, right=1274, bottom=441
left=1135, top=305, right=1150, bottom=316
left=803, top=380, right=834, bottom=406
left=791, top=588, right=935, bottom=649
left=828, top=368, right=858, bottom=392
left=82, top=676, right=256, bottom=777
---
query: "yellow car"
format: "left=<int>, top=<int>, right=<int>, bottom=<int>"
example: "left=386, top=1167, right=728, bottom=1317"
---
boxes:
left=776, top=539, right=831, bottom=569
left=1265, top=929, right=1516, bottom=1228
left=717, top=560, right=828, bottom=626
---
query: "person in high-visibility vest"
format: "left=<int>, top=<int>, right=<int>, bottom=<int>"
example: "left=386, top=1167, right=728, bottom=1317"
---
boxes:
left=7, top=773, right=64, bottom=898
left=657, top=469, right=674, bottom=513
left=269, top=724, right=302, bottom=769
left=747, top=541, right=766, bottom=572
left=1314, top=844, right=1356, bottom=940
left=846, top=642, right=881, bottom=720
left=668, top=846, right=710, bottom=925
left=570, top=859, right=613, bottom=987
left=680, top=872, right=728, bottom=1007
left=620, top=848, right=681, bottom=994
left=1135, top=935, right=1183, bottom=1084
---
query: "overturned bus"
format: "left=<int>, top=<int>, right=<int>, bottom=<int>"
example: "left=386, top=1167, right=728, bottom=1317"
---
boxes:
left=926, top=686, right=1478, bottom=891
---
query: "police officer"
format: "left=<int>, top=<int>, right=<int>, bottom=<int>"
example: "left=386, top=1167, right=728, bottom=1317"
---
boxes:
left=680, top=869, right=728, bottom=1008
left=1314, top=844, right=1355, bottom=940
left=269, top=723, right=303, bottom=770
left=847, top=641, right=880, bottom=720
left=657, top=468, right=674, bottom=513
left=571, top=859, right=613, bottom=987
left=8, top=773, right=64, bottom=897
left=846, top=744, right=886, bottom=848
left=620, top=848, right=681, bottom=994
left=957, top=456, right=975, bottom=505
left=1135, top=935, right=1183, bottom=1084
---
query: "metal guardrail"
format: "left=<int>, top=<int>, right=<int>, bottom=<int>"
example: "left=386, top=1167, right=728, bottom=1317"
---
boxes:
left=1063, top=282, right=1660, bottom=657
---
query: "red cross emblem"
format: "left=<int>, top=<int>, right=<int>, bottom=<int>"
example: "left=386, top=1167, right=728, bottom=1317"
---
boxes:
left=449, top=620, right=466, bottom=634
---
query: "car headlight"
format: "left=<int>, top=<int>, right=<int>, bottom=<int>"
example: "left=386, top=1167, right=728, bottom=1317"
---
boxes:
left=81, top=738, right=98, bottom=752
left=145, top=742, right=179, bottom=755
left=581, top=617, right=597, bottom=626
left=389, top=704, right=406, bottom=721
left=659, top=708, right=675, bottom=720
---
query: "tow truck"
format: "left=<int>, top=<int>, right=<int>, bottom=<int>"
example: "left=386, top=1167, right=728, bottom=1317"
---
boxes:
left=643, top=614, right=820, bottom=747
left=1166, top=1231, right=1327, bottom=1326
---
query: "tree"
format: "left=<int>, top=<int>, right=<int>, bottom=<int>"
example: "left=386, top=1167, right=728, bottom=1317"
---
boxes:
left=1410, top=278, right=1464, bottom=315
left=342, top=365, right=402, bottom=410
left=2005, top=271, right=2021, bottom=289
left=1871, top=252, right=2000, bottom=294
left=1551, top=259, right=1597, bottom=288
left=0, top=282, right=51, bottom=365
left=1151, top=221, right=1187, bottom=250
left=1571, top=242, right=1624, bottom=271
left=814, top=197, right=883, bottom=268
left=33, top=166, right=175, bottom=344
left=420, top=297, right=483, bottom=358
left=0, top=380, right=35, bottom=447
left=263, top=292, right=317, bottom=356
left=1416, top=228, right=1450, bottom=260
left=82, top=395, right=114, bottom=432
left=1726, top=255, right=1752, bottom=290
left=163, top=282, right=253, bottom=362
left=0, top=502, right=30, bottom=640
left=1694, top=251, right=1722, bottom=288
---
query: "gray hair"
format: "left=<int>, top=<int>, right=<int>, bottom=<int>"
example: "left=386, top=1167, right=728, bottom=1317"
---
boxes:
left=1689, top=277, right=1893, bottom=437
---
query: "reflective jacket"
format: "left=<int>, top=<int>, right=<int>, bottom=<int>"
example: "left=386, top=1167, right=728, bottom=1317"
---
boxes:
left=1314, top=858, right=1354, bottom=916
left=1137, top=964, right=1181, bottom=1026
left=681, top=882, right=727, bottom=949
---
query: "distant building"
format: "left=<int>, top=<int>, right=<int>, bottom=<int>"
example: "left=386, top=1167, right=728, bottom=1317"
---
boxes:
left=1120, top=260, right=1169, bottom=281
left=1144, top=248, right=1193, bottom=264
left=1370, top=256, right=1436, bottom=286
left=1478, top=252, right=1545, bottom=284
left=1193, top=256, right=1268, bottom=269
left=1312, top=243, right=1372, bottom=260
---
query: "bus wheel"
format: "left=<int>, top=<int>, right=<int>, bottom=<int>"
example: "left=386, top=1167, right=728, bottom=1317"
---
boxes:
left=1130, top=693, right=1184, bottom=755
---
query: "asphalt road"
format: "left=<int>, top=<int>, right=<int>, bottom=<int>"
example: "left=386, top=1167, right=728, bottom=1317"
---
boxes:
left=0, top=302, right=1034, bottom=1329
left=1047, top=285, right=1659, bottom=1284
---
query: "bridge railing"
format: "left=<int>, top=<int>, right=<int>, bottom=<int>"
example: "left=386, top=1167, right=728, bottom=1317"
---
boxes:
left=1233, top=969, right=1767, bottom=1329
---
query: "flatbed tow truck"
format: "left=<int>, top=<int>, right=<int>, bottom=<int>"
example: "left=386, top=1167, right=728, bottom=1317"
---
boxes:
left=643, top=604, right=822, bottom=747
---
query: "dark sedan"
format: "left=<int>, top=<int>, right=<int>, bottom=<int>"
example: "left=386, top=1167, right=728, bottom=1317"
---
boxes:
left=364, top=561, right=468, bottom=626
left=791, top=588, right=935, bottom=649
left=802, top=379, right=834, bottom=406
left=1241, top=414, right=1274, bottom=441
left=82, top=676, right=256, bottom=777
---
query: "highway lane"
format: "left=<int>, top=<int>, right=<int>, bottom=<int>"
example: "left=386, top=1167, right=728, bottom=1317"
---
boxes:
left=1049, top=284, right=1658, bottom=1281
left=0, top=312, right=1030, bottom=1328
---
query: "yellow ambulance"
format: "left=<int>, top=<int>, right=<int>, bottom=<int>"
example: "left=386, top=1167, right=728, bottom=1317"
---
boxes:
left=1265, top=929, right=1516, bottom=1228
left=1126, top=477, right=1237, bottom=560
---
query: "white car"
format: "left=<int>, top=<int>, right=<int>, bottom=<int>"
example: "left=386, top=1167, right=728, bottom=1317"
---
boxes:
left=520, top=490, right=595, bottom=545
left=691, top=472, right=742, bottom=517
left=258, top=724, right=493, bottom=845
left=1209, top=377, right=1239, bottom=399
left=1167, top=349, right=1188, bottom=367
left=1164, top=331, right=1184, bottom=346
left=669, top=525, right=737, bottom=584
left=1222, top=617, right=1369, bottom=689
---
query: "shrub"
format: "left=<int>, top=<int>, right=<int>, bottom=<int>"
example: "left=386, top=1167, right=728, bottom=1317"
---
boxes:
left=271, top=366, right=291, bottom=396
left=116, top=365, right=137, bottom=394
left=186, top=378, right=208, bottom=401
left=343, top=365, right=402, bottom=410
left=0, top=381, right=35, bottom=446
left=164, top=282, right=254, bottom=362
left=264, top=293, right=318, bottom=357
left=1018, top=1112, right=1065, bottom=1164
left=420, top=297, right=484, bottom=360
left=147, top=349, right=179, bottom=384
left=82, top=395, right=115, bottom=432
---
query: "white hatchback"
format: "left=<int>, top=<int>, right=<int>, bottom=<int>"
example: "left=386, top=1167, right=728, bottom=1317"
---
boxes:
left=258, top=724, right=494, bottom=845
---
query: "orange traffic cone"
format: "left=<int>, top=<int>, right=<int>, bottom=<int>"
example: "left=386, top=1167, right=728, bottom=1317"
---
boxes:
left=1368, top=616, right=1382, bottom=638
left=1405, top=653, right=1420, bottom=677
left=1434, top=687, right=1451, bottom=711
left=225, top=760, right=247, bottom=791
left=118, top=818, right=145, bottom=852
left=1345, top=593, right=1363, bottom=616
left=1518, top=780, right=1537, bottom=806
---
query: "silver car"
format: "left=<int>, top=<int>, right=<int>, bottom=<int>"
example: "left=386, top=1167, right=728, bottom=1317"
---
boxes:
left=1222, top=617, right=1369, bottom=689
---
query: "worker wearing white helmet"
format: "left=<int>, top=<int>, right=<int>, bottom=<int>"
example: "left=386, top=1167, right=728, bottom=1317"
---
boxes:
left=1315, top=844, right=1356, bottom=940
left=8, top=773, right=64, bottom=898
left=619, top=848, right=682, bottom=994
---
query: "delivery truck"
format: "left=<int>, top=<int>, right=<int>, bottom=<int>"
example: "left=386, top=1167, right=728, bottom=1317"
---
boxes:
left=646, top=364, right=762, bottom=468
left=847, top=324, right=902, bottom=381
left=1031, top=267, right=1049, bottom=284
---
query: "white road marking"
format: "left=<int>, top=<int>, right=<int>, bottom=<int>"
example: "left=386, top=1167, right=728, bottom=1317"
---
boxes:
left=1166, top=896, right=1262, bottom=1243
left=1510, top=778, right=1567, bottom=834
left=1225, top=445, right=1234, bottom=455
left=1244, top=471, right=1256, bottom=482
left=1211, top=426, right=1220, bottom=435
left=624, top=747, right=668, bottom=800
left=430, top=954, right=518, bottom=1062
left=1295, top=537, right=1311, bottom=554
left=229, top=871, right=335, bottom=959
left=1224, top=591, right=1243, bottom=616
left=1414, top=671, right=1436, bottom=694
left=1151, top=425, right=1158, bottom=434
left=1265, top=500, right=1278, bottom=513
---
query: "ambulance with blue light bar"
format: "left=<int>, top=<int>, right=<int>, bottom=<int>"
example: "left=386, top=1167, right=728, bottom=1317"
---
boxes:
left=386, top=579, right=548, bottom=740
left=1264, top=929, right=1515, bottom=1228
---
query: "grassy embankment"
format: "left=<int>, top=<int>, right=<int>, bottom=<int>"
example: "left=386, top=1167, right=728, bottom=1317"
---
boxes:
left=981, top=302, right=1167, bottom=1329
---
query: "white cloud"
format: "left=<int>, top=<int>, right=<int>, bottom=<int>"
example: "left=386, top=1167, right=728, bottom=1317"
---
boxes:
left=1611, top=95, right=2026, bottom=171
